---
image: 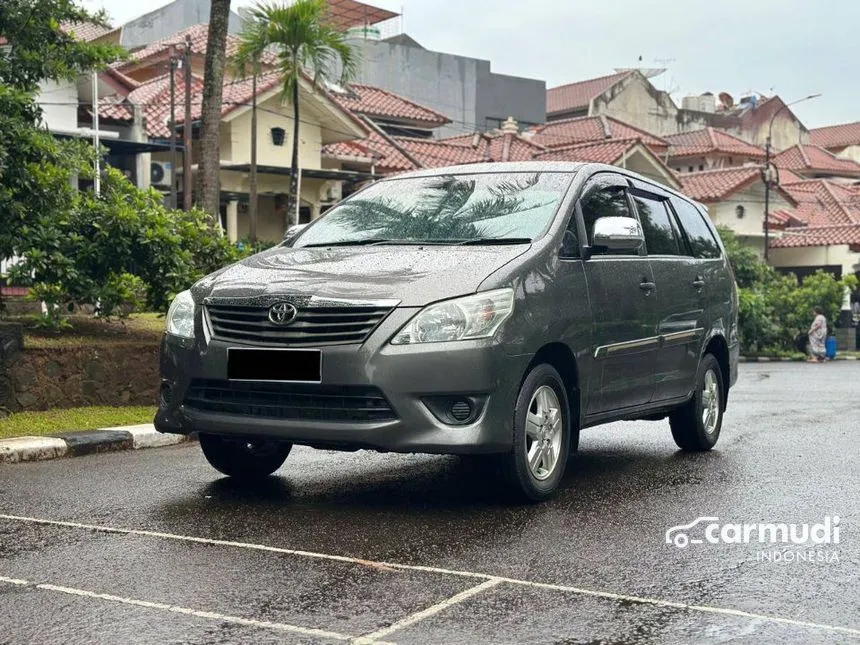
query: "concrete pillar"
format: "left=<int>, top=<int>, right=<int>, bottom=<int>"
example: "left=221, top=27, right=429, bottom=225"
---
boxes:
left=226, top=200, right=239, bottom=242
left=130, top=104, right=150, bottom=189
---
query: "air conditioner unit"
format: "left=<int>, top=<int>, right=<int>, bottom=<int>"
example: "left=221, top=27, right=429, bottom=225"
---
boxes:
left=150, top=161, right=173, bottom=188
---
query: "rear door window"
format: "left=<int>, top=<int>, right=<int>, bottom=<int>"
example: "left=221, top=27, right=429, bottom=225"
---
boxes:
left=671, top=197, right=721, bottom=259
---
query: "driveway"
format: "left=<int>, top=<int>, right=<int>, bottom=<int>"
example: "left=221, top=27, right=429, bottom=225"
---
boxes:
left=0, top=362, right=858, bottom=644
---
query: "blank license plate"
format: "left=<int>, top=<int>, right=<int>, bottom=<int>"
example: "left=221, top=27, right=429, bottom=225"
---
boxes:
left=227, top=348, right=321, bottom=382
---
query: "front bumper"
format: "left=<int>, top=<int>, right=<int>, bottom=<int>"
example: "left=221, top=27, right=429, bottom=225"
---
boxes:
left=154, top=307, right=530, bottom=454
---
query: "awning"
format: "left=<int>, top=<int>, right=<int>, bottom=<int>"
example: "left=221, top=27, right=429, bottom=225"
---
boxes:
left=53, top=132, right=182, bottom=154
left=221, top=164, right=374, bottom=181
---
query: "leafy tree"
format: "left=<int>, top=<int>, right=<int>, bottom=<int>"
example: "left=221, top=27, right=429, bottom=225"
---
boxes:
left=196, top=0, right=231, bottom=221
left=0, top=0, right=123, bottom=264
left=716, top=226, right=763, bottom=289
left=237, top=0, right=358, bottom=228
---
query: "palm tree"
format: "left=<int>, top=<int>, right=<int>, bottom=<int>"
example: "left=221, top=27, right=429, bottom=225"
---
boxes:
left=197, top=0, right=232, bottom=224
left=237, top=0, right=358, bottom=230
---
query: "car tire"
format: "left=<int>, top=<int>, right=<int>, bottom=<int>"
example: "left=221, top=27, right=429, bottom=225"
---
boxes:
left=500, top=364, right=571, bottom=502
left=669, top=353, right=724, bottom=451
left=199, top=434, right=292, bottom=480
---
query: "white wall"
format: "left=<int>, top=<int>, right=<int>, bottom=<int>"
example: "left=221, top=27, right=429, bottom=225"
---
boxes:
left=834, top=144, right=860, bottom=164
left=705, top=183, right=793, bottom=258
left=591, top=74, right=678, bottom=136
left=36, top=80, right=78, bottom=132
left=770, top=245, right=860, bottom=277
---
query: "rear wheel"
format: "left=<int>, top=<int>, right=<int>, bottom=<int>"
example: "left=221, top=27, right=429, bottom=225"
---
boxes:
left=500, top=364, right=571, bottom=502
left=199, top=434, right=292, bottom=480
left=669, top=354, right=724, bottom=451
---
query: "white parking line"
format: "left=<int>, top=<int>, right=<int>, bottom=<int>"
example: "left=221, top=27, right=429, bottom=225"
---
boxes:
left=2, top=513, right=859, bottom=639
left=0, top=575, right=369, bottom=643
left=352, top=578, right=503, bottom=644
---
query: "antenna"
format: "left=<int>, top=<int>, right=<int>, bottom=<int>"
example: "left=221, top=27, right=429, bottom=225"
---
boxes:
left=654, top=57, right=675, bottom=93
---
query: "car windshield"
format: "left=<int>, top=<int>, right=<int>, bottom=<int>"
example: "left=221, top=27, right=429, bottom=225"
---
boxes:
left=295, top=172, right=573, bottom=247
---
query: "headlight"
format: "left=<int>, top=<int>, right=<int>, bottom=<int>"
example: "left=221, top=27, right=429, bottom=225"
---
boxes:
left=391, top=288, right=514, bottom=345
left=166, top=289, right=195, bottom=338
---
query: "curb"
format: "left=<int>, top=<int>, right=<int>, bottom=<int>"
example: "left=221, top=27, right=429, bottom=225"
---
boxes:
left=0, top=424, right=193, bottom=465
left=739, top=355, right=859, bottom=363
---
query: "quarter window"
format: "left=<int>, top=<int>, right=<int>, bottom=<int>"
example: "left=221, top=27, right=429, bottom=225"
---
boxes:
left=633, top=194, right=680, bottom=255
left=672, top=198, right=721, bottom=259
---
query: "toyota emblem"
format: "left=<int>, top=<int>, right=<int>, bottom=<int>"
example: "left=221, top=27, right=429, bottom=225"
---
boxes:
left=268, top=302, right=297, bottom=325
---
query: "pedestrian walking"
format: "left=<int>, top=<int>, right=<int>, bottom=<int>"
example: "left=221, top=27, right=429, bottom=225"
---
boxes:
left=807, top=306, right=827, bottom=363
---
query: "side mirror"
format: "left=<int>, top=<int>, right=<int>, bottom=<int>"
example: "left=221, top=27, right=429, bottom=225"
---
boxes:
left=591, top=216, right=644, bottom=251
left=283, top=223, right=307, bottom=244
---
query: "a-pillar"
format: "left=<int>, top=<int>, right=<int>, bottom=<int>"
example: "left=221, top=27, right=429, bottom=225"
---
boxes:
left=226, top=200, right=239, bottom=242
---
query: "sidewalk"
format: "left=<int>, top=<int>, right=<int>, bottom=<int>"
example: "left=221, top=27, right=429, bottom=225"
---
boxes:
left=0, top=424, right=191, bottom=464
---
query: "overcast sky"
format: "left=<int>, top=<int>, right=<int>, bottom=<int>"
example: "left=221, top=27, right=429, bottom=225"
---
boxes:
left=84, top=0, right=860, bottom=128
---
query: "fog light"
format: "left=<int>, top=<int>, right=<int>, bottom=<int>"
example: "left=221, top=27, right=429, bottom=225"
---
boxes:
left=450, top=400, right=472, bottom=421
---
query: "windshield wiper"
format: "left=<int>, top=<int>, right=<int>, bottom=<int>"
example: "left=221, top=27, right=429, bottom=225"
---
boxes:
left=301, top=238, right=394, bottom=247
left=456, top=237, right=533, bottom=246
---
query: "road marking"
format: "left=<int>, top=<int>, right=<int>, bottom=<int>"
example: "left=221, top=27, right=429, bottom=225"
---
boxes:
left=2, top=513, right=859, bottom=638
left=352, top=578, right=503, bottom=644
left=0, top=575, right=365, bottom=643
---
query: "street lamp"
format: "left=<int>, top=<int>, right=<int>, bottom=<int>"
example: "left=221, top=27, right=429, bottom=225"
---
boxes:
left=763, top=93, right=821, bottom=262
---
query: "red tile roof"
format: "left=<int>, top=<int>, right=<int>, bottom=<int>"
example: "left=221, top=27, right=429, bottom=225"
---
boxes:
left=528, top=115, right=668, bottom=152
left=322, top=119, right=418, bottom=172
left=546, top=71, right=631, bottom=116
left=534, top=139, right=634, bottom=164
left=770, top=224, right=860, bottom=248
left=679, top=167, right=770, bottom=202
left=809, top=121, right=860, bottom=149
left=391, top=136, right=487, bottom=168
left=329, top=84, right=450, bottom=127
left=782, top=180, right=860, bottom=228
left=438, top=130, right=546, bottom=162
left=665, top=127, right=765, bottom=160
left=772, top=144, right=860, bottom=177
left=60, top=21, right=113, bottom=42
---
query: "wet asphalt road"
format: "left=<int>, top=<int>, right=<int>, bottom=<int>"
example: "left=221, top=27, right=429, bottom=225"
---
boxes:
left=0, top=362, right=858, bottom=644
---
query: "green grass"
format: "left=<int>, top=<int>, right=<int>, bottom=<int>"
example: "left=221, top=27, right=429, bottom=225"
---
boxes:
left=0, top=406, right=156, bottom=440
left=9, top=312, right=164, bottom=349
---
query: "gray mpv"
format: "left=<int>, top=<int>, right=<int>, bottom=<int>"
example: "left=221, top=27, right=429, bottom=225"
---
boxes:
left=155, top=161, right=739, bottom=501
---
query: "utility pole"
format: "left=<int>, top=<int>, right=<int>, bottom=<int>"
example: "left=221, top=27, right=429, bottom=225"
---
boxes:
left=92, top=70, right=100, bottom=196
left=183, top=35, right=193, bottom=211
left=249, top=67, right=258, bottom=243
left=763, top=93, right=821, bottom=263
left=168, top=45, right=178, bottom=209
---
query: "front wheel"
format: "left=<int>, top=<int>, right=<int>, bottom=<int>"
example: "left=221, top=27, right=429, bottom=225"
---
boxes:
left=499, top=364, right=571, bottom=502
left=669, top=354, right=724, bottom=451
left=199, top=434, right=292, bottom=480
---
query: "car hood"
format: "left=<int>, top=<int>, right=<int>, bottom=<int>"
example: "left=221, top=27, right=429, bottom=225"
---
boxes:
left=196, top=244, right=530, bottom=306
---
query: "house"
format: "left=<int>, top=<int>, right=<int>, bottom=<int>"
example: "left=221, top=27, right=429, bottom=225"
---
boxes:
left=546, top=70, right=677, bottom=136
left=97, top=24, right=368, bottom=240
left=679, top=167, right=797, bottom=257
left=809, top=121, right=860, bottom=164
left=546, top=70, right=809, bottom=150
left=771, top=144, right=860, bottom=182
left=665, top=127, right=765, bottom=173
left=768, top=179, right=860, bottom=278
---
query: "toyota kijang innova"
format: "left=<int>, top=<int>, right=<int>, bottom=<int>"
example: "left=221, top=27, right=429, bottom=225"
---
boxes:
left=155, top=162, right=739, bottom=501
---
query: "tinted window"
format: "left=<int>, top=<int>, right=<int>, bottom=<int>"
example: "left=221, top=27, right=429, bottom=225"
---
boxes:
left=296, top=172, right=571, bottom=246
left=580, top=183, right=638, bottom=255
left=560, top=210, right=579, bottom=258
left=672, top=198, right=721, bottom=259
left=633, top=194, right=680, bottom=255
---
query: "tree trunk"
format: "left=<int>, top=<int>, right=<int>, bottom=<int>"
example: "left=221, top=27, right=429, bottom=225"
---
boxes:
left=249, top=69, right=258, bottom=243
left=196, top=0, right=231, bottom=226
left=286, top=76, right=300, bottom=230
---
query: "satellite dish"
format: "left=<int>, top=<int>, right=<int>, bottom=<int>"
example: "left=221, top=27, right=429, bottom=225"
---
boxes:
left=718, top=92, right=735, bottom=109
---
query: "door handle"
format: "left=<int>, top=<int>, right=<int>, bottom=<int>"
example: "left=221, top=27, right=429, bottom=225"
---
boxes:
left=692, top=277, right=705, bottom=289
left=639, top=281, right=656, bottom=293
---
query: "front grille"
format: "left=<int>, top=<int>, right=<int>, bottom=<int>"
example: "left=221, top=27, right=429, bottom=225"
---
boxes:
left=184, top=379, right=397, bottom=422
left=205, top=303, right=392, bottom=347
